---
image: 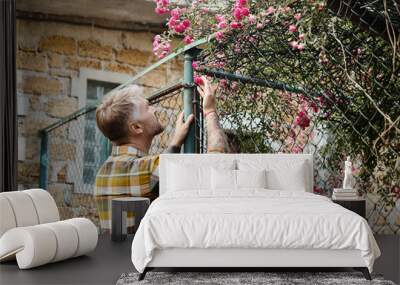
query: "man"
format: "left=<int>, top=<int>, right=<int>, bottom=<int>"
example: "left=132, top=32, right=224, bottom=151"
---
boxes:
left=94, top=77, right=229, bottom=232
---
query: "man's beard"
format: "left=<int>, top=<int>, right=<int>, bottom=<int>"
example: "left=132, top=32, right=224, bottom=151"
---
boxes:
left=152, top=121, right=164, bottom=136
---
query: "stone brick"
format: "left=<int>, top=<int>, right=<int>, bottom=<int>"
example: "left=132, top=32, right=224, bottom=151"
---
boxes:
left=57, top=164, right=68, bottom=183
left=65, top=57, right=101, bottom=70
left=25, top=137, right=40, bottom=160
left=160, top=94, right=183, bottom=110
left=50, top=143, right=76, bottom=161
left=21, top=76, right=62, bottom=96
left=17, top=51, right=47, bottom=72
left=18, top=161, right=40, bottom=183
left=78, top=39, right=113, bottom=60
left=24, top=116, right=58, bottom=137
left=29, top=95, right=43, bottom=112
left=122, top=32, right=153, bottom=52
left=49, top=69, right=78, bottom=78
left=141, top=86, right=157, bottom=98
left=136, top=68, right=167, bottom=88
left=17, top=19, right=41, bottom=52
left=39, top=36, right=76, bottom=55
left=47, top=183, right=65, bottom=204
left=48, top=54, right=63, bottom=68
left=104, top=62, right=135, bottom=74
left=116, top=49, right=154, bottom=66
left=46, top=96, right=78, bottom=118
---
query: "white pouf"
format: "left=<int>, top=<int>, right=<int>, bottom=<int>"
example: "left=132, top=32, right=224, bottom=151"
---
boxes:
left=0, top=189, right=98, bottom=269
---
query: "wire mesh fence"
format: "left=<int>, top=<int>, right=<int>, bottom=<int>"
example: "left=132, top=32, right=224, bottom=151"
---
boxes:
left=42, top=82, right=185, bottom=227
left=193, top=0, right=399, bottom=234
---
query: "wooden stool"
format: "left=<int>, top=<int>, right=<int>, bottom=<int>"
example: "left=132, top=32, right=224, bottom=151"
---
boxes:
left=111, top=197, right=150, bottom=242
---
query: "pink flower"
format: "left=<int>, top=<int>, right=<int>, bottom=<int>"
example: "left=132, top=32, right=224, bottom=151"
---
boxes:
left=297, top=43, right=305, bottom=51
left=215, top=14, right=225, bottom=22
left=183, top=35, right=193, bottom=44
left=298, top=33, right=305, bottom=40
left=234, top=8, right=243, bottom=21
left=194, top=76, right=204, bottom=85
left=284, top=6, right=291, bottom=13
left=170, top=8, right=180, bottom=18
left=153, top=35, right=171, bottom=58
left=182, top=19, right=191, bottom=28
left=294, top=111, right=310, bottom=129
left=202, top=7, right=209, bottom=13
left=167, top=17, right=177, bottom=29
left=288, top=25, right=297, bottom=33
left=310, top=102, right=319, bottom=113
left=236, top=0, right=246, bottom=6
left=266, top=6, right=275, bottom=14
left=174, top=23, right=186, bottom=33
left=230, top=21, right=241, bottom=29
left=217, top=21, right=228, bottom=29
left=248, top=15, right=256, bottom=24
left=219, top=79, right=228, bottom=87
left=292, top=145, right=303, bottom=154
left=240, top=7, right=249, bottom=16
left=192, top=61, right=198, bottom=70
left=391, top=186, right=400, bottom=198
left=215, top=31, right=224, bottom=42
left=313, top=186, right=322, bottom=194
left=155, top=7, right=169, bottom=14
left=289, top=40, right=299, bottom=49
left=214, top=60, right=225, bottom=68
left=256, top=23, right=263, bottom=29
left=294, top=13, right=302, bottom=21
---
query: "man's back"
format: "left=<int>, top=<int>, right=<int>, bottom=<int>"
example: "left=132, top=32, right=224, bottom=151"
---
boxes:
left=93, top=77, right=228, bottom=233
left=94, top=145, right=159, bottom=231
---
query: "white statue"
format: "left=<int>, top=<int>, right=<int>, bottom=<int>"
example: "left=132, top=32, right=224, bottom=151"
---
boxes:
left=342, top=156, right=353, bottom=189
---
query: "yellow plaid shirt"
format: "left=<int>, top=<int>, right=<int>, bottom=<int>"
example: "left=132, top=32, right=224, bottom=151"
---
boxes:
left=94, top=145, right=159, bottom=231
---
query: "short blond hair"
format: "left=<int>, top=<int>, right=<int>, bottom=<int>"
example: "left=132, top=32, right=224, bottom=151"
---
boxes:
left=96, top=85, right=142, bottom=143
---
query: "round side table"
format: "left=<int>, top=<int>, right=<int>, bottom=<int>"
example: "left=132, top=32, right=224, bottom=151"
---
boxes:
left=111, top=197, right=150, bottom=242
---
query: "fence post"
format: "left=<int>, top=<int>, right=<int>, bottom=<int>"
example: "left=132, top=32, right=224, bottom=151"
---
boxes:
left=183, top=48, right=201, bottom=153
left=39, top=130, right=48, bottom=189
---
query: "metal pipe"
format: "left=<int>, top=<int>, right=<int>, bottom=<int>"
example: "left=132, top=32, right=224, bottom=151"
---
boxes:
left=39, top=131, right=48, bottom=189
left=182, top=48, right=201, bottom=153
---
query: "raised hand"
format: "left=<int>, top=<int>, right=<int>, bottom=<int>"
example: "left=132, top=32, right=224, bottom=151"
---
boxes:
left=196, top=76, right=219, bottom=115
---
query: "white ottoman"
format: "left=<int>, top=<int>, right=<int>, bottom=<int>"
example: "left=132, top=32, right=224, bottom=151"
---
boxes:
left=0, top=189, right=98, bottom=269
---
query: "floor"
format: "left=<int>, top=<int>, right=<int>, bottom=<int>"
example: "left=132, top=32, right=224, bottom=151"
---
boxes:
left=1, top=235, right=398, bottom=285
left=0, top=235, right=135, bottom=285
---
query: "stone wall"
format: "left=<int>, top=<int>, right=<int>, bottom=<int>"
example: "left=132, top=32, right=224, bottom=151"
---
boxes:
left=17, top=19, right=183, bottom=191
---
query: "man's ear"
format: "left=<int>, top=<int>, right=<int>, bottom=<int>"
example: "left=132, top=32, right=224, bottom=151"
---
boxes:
left=129, top=122, right=143, bottom=135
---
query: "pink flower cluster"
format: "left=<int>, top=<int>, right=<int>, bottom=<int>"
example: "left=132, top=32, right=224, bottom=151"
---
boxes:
left=194, top=75, right=204, bottom=85
left=168, top=8, right=191, bottom=33
left=233, top=0, right=249, bottom=21
left=229, top=0, right=250, bottom=30
left=154, top=0, right=169, bottom=15
left=152, top=35, right=171, bottom=59
left=294, top=110, right=311, bottom=129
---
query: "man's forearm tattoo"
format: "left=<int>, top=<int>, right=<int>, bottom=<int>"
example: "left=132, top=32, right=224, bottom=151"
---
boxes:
left=206, top=112, right=229, bottom=153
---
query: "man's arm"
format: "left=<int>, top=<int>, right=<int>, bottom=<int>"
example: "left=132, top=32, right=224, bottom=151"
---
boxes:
left=198, top=77, right=230, bottom=153
left=205, top=111, right=230, bottom=153
left=164, top=111, right=194, bottom=153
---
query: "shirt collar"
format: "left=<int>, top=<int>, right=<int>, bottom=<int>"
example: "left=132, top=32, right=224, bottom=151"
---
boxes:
left=111, top=145, right=148, bottom=158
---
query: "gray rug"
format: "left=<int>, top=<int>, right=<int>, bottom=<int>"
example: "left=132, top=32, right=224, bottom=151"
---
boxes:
left=116, top=272, right=395, bottom=285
